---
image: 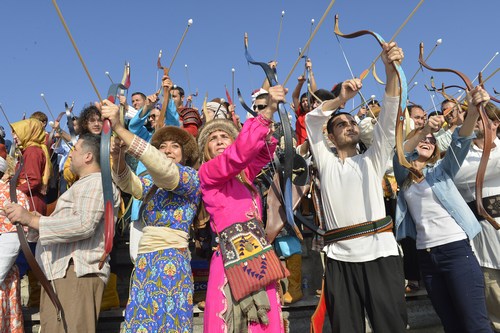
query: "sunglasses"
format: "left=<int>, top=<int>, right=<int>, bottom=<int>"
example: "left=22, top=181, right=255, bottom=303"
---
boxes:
left=148, top=114, right=157, bottom=119
left=253, top=104, right=267, bottom=111
left=421, top=136, right=436, bottom=145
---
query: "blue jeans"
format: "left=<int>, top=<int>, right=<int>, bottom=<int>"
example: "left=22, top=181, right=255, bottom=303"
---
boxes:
left=418, top=239, right=492, bottom=332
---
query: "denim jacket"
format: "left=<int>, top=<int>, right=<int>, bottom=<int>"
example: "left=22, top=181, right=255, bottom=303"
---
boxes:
left=393, top=129, right=481, bottom=242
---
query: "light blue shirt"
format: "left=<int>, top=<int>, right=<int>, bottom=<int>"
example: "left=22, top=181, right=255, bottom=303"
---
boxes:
left=128, top=98, right=180, bottom=142
left=394, top=129, right=481, bottom=243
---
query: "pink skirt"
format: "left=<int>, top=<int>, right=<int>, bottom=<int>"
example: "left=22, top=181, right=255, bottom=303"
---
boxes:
left=203, top=251, right=285, bottom=333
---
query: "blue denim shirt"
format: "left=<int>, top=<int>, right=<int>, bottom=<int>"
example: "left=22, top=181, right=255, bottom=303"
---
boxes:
left=393, top=129, right=481, bottom=242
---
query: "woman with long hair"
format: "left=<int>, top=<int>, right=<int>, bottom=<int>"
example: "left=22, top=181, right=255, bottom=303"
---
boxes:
left=394, top=86, right=492, bottom=332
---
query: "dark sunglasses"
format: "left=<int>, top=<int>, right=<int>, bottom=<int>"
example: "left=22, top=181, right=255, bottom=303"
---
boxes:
left=253, top=104, right=267, bottom=111
left=421, top=136, right=436, bottom=145
left=148, top=114, right=157, bottom=119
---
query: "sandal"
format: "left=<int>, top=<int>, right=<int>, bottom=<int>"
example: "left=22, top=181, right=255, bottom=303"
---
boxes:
left=405, top=283, right=420, bottom=293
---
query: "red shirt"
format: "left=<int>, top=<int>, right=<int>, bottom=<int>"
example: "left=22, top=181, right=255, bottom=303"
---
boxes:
left=295, top=105, right=308, bottom=145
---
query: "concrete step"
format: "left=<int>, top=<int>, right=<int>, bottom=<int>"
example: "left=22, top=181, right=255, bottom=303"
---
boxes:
left=21, top=236, right=444, bottom=332
left=23, top=292, right=443, bottom=333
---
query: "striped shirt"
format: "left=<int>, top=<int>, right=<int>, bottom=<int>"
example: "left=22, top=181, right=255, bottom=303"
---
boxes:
left=36, top=172, right=120, bottom=283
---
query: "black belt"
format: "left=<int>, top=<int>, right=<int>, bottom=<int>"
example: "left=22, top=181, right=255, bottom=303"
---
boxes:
left=467, top=194, right=500, bottom=221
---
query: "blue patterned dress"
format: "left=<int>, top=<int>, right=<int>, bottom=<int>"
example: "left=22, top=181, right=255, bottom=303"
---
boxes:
left=122, top=165, right=201, bottom=333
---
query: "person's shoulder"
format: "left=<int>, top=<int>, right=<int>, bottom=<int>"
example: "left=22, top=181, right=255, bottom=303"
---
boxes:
left=178, top=164, right=198, bottom=175
left=76, top=172, right=102, bottom=184
left=24, top=145, right=43, bottom=153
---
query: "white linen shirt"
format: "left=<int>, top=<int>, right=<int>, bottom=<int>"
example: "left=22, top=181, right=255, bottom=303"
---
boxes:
left=305, top=94, right=400, bottom=262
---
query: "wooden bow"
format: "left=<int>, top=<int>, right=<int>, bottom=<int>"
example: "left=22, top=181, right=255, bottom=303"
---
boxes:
left=236, top=88, right=257, bottom=117
left=156, top=19, right=193, bottom=130
left=156, top=50, right=171, bottom=130
left=98, top=83, right=126, bottom=269
left=52, top=0, right=129, bottom=268
left=244, top=33, right=302, bottom=241
left=334, top=15, right=422, bottom=180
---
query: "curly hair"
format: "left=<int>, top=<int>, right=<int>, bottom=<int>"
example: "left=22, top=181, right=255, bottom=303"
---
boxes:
left=78, top=105, right=101, bottom=135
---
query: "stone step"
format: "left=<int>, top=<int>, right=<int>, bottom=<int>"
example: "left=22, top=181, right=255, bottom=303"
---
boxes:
left=23, top=293, right=443, bottom=333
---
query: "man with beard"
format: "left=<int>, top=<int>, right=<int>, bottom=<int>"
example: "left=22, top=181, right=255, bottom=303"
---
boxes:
left=305, top=42, right=407, bottom=332
left=170, top=85, right=202, bottom=137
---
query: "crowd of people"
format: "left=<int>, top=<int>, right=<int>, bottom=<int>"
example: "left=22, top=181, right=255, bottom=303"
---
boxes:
left=0, top=40, right=498, bottom=333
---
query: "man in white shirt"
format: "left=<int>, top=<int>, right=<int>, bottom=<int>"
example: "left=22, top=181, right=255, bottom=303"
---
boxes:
left=306, top=42, right=406, bottom=332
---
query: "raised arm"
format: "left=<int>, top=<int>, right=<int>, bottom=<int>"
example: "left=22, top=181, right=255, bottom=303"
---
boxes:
left=102, top=100, right=180, bottom=191
left=199, top=86, right=284, bottom=187
left=292, top=75, right=306, bottom=113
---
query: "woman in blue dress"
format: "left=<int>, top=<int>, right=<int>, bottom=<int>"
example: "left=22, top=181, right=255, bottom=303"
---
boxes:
left=103, top=100, right=200, bottom=333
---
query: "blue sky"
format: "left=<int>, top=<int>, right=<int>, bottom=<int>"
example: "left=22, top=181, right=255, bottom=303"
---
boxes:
left=0, top=0, right=497, bottom=138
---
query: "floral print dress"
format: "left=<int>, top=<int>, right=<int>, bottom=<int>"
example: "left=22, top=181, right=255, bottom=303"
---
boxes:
left=122, top=165, right=201, bottom=333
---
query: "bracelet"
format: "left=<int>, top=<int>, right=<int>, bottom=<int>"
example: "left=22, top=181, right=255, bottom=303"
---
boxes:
left=257, top=114, right=273, bottom=127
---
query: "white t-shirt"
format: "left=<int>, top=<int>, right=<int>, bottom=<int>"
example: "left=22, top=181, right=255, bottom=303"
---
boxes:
left=404, top=179, right=467, bottom=249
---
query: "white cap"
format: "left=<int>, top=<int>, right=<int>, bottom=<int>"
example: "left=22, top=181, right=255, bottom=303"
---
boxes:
left=251, top=88, right=268, bottom=102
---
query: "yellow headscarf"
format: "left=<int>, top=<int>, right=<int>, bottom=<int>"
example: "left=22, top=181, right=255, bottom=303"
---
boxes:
left=11, top=118, right=52, bottom=190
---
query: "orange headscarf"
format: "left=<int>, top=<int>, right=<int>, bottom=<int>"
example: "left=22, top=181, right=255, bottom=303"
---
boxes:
left=11, top=118, right=52, bottom=189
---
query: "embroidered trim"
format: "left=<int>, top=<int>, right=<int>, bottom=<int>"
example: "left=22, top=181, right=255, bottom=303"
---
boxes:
left=125, top=135, right=149, bottom=159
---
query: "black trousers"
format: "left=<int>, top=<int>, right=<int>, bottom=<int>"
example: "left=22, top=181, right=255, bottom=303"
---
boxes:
left=401, top=237, right=421, bottom=281
left=325, top=255, right=407, bottom=333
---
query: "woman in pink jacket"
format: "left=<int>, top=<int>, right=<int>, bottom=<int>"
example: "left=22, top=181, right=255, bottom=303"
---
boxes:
left=198, top=86, right=287, bottom=333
